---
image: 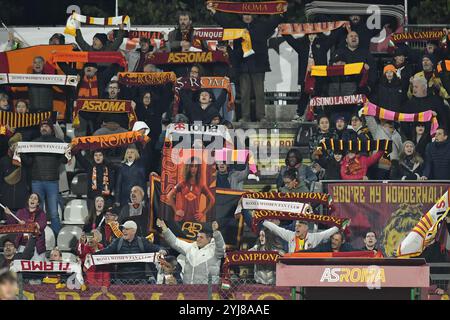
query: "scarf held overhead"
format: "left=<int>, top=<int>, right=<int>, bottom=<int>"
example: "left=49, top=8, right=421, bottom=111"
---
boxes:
left=214, top=148, right=257, bottom=174
left=84, top=253, right=157, bottom=270
left=16, top=142, right=69, bottom=155
left=397, top=189, right=450, bottom=258
left=0, top=73, right=78, bottom=87
left=65, top=12, right=130, bottom=36
left=309, top=94, right=367, bottom=107
left=50, top=51, right=127, bottom=69
left=193, top=28, right=254, bottom=57
left=73, top=99, right=137, bottom=129
left=71, top=131, right=149, bottom=153
left=208, top=1, right=287, bottom=15
left=0, top=111, right=56, bottom=129
left=390, top=30, right=446, bottom=43
left=165, top=123, right=233, bottom=146
left=117, top=72, right=177, bottom=86
left=361, top=102, right=439, bottom=136
left=311, top=62, right=364, bottom=77
left=278, top=21, right=349, bottom=36
left=146, top=51, right=230, bottom=65
left=320, top=139, right=393, bottom=154
left=241, top=191, right=332, bottom=209
left=235, top=198, right=311, bottom=216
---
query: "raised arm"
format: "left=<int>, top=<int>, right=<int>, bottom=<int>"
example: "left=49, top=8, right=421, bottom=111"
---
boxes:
left=212, top=222, right=225, bottom=259
left=75, top=29, right=92, bottom=52
left=262, top=220, right=295, bottom=243
left=159, top=219, right=191, bottom=255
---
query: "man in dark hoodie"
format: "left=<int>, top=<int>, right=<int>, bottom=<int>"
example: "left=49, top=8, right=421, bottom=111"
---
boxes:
left=180, top=87, right=227, bottom=124
left=75, top=24, right=125, bottom=52
left=207, top=2, right=285, bottom=122
left=20, top=119, right=69, bottom=234
left=421, top=127, right=450, bottom=180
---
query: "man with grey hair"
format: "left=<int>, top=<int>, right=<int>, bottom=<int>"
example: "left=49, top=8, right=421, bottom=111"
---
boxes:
left=401, top=76, right=449, bottom=138
left=119, top=186, right=149, bottom=237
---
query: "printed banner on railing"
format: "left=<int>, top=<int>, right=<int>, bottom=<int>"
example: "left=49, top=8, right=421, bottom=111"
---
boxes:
left=327, top=182, right=450, bottom=257
left=0, top=73, right=78, bottom=86
left=84, top=253, right=157, bottom=269
left=150, top=175, right=244, bottom=248
left=16, top=142, right=69, bottom=154
left=22, top=284, right=291, bottom=300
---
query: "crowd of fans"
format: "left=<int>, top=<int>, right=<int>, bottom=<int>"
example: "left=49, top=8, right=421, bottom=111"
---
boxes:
left=0, top=4, right=450, bottom=299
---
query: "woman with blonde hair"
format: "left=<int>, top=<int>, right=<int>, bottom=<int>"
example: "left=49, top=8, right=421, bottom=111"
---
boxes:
left=390, top=141, right=424, bottom=180
left=115, top=146, right=146, bottom=207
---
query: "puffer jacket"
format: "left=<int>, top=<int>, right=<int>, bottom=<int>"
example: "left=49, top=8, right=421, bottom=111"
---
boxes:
left=28, top=84, right=53, bottom=112
left=163, top=228, right=225, bottom=284
left=21, top=135, right=68, bottom=181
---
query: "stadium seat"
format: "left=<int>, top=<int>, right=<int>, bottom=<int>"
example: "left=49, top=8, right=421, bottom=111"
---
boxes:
left=70, top=173, right=88, bottom=197
left=62, top=199, right=88, bottom=225
left=57, top=226, right=82, bottom=252
left=44, top=226, right=56, bottom=250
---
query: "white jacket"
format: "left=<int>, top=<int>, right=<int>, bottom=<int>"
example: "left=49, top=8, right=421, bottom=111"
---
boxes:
left=262, top=221, right=339, bottom=252
left=163, top=229, right=225, bottom=284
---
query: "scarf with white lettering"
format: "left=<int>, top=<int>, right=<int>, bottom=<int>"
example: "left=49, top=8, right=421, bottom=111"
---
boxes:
left=209, top=1, right=287, bottom=15
left=0, top=73, right=78, bottom=86
left=71, top=131, right=149, bottom=153
left=165, top=123, right=233, bottom=146
left=65, top=12, right=130, bottom=36
left=397, top=189, right=450, bottom=258
left=240, top=192, right=333, bottom=210
left=235, top=198, right=311, bottom=216
left=73, top=99, right=137, bottom=129
left=309, top=94, right=367, bottom=107
left=84, top=253, right=157, bottom=270
left=193, top=28, right=254, bottom=57
left=361, top=101, right=439, bottom=137
left=221, top=251, right=280, bottom=290
left=278, top=21, right=349, bottom=37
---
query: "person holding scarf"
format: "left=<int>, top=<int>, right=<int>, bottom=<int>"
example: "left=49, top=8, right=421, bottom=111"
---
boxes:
left=390, top=140, right=424, bottom=180
left=0, top=134, right=29, bottom=220
left=75, top=150, right=115, bottom=206
left=4, top=193, right=46, bottom=261
left=309, top=115, right=337, bottom=156
left=340, top=148, right=384, bottom=180
left=371, top=64, right=405, bottom=112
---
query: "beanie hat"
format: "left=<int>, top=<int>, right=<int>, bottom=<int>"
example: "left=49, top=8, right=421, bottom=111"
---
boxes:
left=49, top=33, right=66, bottom=44
left=422, top=54, right=437, bottom=66
left=383, top=64, right=397, bottom=74
left=40, top=119, right=54, bottom=132
left=93, top=33, right=108, bottom=47
left=84, top=62, right=98, bottom=69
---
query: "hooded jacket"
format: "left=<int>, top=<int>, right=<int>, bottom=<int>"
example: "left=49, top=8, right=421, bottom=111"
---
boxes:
left=162, top=228, right=225, bottom=284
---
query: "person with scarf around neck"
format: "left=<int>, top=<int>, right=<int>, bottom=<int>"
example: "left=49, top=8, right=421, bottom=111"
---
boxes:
left=421, top=127, right=450, bottom=180
left=168, top=11, right=196, bottom=53
left=115, top=147, right=147, bottom=208
left=334, top=115, right=353, bottom=141
left=0, top=134, right=29, bottom=220
left=312, top=149, right=344, bottom=180
left=340, top=149, right=384, bottom=180
left=349, top=114, right=373, bottom=149
left=118, top=186, right=149, bottom=237
left=4, top=193, right=46, bottom=261
left=309, top=115, right=338, bottom=157
left=390, top=140, right=424, bottom=180
left=407, top=54, right=450, bottom=100
left=370, top=64, right=405, bottom=113
left=390, top=47, right=416, bottom=101
left=75, top=150, right=115, bottom=204
left=276, top=148, right=317, bottom=191
left=83, top=196, right=108, bottom=233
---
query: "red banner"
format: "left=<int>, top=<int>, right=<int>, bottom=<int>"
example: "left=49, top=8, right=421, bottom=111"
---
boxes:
left=327, top=182, right=450, bottom=257
left=22, top=284, right=291, bottom=300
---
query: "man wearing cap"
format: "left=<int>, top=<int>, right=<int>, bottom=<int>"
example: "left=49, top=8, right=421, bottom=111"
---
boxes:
left=20, top=119, right=69, bottom=235
left=407, top=54, right=449, bottom=100
left=168, top=11, right=195, bottom=53
left=262, top=219, right=343, bottom=253
left=92, top=220, right=164, bottom=283
left=157, top=219, right=225, bottom=284
left=49, top=33, right=65, bottom=45
left=126, top=37, right=154, bottom=72
left=75, top=24, right=125, bottom=52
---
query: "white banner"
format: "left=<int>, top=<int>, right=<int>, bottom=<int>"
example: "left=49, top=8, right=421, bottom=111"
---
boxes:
left=235, top=198, right=310, bottom=215
left=84, top=253, right=157, bottom=269
left=0, top=73, right=78, bottom=87
left=17, top=142, right=69, bottom=154
left=166, top=123, right=232, bottom=144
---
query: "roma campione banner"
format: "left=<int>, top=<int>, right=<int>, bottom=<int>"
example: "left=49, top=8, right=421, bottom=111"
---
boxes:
left=327, top=182, right=450, bottom=256
left=150, top=175, right=245, bottom=249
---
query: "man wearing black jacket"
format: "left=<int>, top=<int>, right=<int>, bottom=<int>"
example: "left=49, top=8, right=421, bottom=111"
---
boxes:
left=421, top=127, right=450, bottom=180
left=308, top=231, right=354, bottom=253
left=21, top=120, right=69, bottom=235
left=181, top=88, right=227, bottom=124
left=207, top=3, right=285, bottom=122
left=0, top=237, right=36, bottom=269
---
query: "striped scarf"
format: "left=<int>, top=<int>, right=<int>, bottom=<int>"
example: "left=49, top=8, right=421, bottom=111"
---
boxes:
left=311, top=62, right=364, bottom=76
left=91, top=166, right=110, bottom=195
left=77, top=75, right=99, bottom=99
left=437, top=60, right=450, bottom=73
left=65, top=12, right=130, bottom=36
left=320, top=139, right=393, bottom=154
left=278, top=21, right=349, bottom=36
left=361, top=101, right=439, bottom=136
left=0, top=223, right=40, bottom=235
left=0, top=111, right=55, bottom=129
left=51, top=52, right=127, bottom=69
left=117, top=72, right=177, bottom=86
left=193, top=28, right=254, bottom=57
left=209, top=1, right=287, bottom=15
left=71, top=131, right=149, bottom=153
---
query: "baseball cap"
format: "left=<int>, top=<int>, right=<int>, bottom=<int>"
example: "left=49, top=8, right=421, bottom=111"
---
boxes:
left=121, top=220, right=138, bottom=230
